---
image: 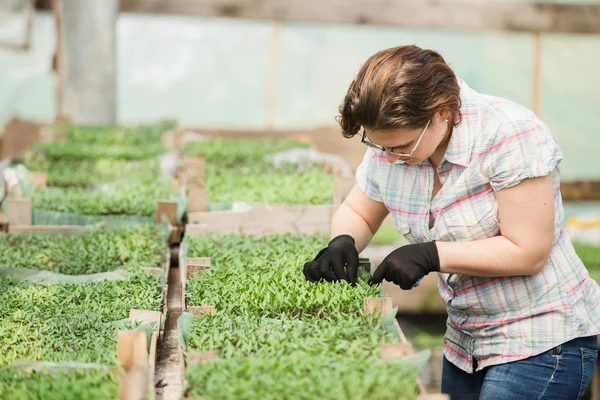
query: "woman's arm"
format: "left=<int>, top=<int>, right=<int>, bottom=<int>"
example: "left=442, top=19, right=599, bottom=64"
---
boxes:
left=437, top=174, right=555, bottom=276
left=331, top=184, right=390, bottom=252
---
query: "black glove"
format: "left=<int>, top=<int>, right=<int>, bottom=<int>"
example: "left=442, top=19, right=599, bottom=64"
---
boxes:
left=369, top=242, right=440, bottom=290
left=303, top=234, right=359, bottom=284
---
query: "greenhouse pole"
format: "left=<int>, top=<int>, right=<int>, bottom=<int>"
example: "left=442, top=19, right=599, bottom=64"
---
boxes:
left=54, top=0, right=117, bottom=124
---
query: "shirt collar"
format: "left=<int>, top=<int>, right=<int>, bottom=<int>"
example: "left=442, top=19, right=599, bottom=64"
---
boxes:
left=442, top=77, right=478, bottom=167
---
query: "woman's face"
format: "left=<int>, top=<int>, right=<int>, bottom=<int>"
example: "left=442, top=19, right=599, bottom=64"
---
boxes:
left=364, top=113, right=450, bottom=165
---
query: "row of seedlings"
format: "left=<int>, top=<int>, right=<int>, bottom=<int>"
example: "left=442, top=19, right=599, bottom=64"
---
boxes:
left=177, top=210, right=446, bottom=400
left=4, top=122, right=186, bottom=242
left=176, top=135, right=355, bottom=217
left=0, top=223, right=170, bottom=399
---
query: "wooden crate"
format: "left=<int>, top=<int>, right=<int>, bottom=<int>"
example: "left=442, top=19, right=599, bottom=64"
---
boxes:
left=179, top=247, right=446, bottom=399
left=178, top=154, right=355, bottom=222
left=6, top=196, right=181, bottom=244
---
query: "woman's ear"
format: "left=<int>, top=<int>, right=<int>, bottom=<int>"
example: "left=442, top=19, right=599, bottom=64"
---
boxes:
left=435, top=111, right=452, bottom=123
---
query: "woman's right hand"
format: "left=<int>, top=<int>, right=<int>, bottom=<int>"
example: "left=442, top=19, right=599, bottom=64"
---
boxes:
left=303, top=234, right=359, bottom=284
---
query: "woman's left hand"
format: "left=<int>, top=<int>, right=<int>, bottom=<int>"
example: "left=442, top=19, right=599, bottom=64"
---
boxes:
left=369, top=242, right=440, bottom=289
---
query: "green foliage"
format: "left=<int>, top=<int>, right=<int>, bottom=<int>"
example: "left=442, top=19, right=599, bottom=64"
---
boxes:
left=206, top=164, right=332, bottom=205
left=0, top=225, right=165, bottom=275
left=411, top=332, right=445, bottom=349
left=182, top=138, right=309, bottom=168
left=39, top=142, right=165, bottom=161
left=22, top=153, right=159, bottom=187
left=0, top=272, right=163, bottom=365
left=32, top=184, right=179, bottom=217
left=185, top=234, right=380, bottom=318
left=589, top=268, right=600, bottom=284
left=53, top=123, right=166, bottom=146
left=371, top=222, right=403, bottom=246
left=0, top=368, right=119, bottom=400
left=185, top=355, right=419, bottom=400
left=573, top=242, right=600, bottom=269
left=186, top=311, right=395, bottom=361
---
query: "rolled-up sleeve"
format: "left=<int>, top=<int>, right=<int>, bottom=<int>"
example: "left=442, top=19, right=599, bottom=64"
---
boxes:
left=355, top=148, right=383, bottom=202
left=487, top=120, right=563, bottom=192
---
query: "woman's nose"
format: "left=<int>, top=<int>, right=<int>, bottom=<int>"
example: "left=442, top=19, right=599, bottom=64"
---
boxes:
left=385, top=152, right=400, bottom=163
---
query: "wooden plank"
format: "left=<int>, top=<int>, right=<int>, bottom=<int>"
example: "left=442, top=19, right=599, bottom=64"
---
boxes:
left=560, top=181, right=600, bottom=201
left=363, top=297, right=393, bottom=315
left=187, top=305, right=216, bottom=316
left=186, top=204, right=338, bottom=237
left=116, top=330, right=149, bottom=400
left=156, top=200, right=178, bottom=225
left=0, top=209, right=7, bottom=233
left=120, top=0, right=600, bottom=34
left=182, top=156, right=206, bottom=184
left=129, top=309, right=162, bottom=330
left=188, top=185, right=208, bottom=214
left=187, top=257, right=210, bottom=279
left=163, top=246, right=171, bottom=315
left=29, top=172, right=48, bottom=189
left=142, top=267, right=164, bottom=275
left=0, top=117, right=43, bottom=159
left=7, top=199, right=32, bottom=226
left=187, top=350, right=218, bottom=365
left=380, top=343, right=413, bottom=360
left=117, top=330, right=148, bottom=370
left=148, top=330, right=159, bottom=396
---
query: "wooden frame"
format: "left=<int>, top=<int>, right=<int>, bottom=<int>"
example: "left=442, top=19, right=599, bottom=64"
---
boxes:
left=120, top=0, right=600, bottom=34
left=179, top=152, right=354, bottom=221
left=116, top=329, right=157, bottom=400
left=6, top=196, right=181, bottom=243
left=185, top=204, right=338, bottom=237
left=178, top=256, right=446, bottom=398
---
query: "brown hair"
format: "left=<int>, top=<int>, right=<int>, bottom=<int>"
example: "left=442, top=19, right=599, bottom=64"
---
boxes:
left=338, top=45, right=462, bottom=138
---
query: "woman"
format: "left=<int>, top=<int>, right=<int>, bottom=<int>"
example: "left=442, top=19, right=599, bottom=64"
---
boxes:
left=303, top=45, right=600, bottom=399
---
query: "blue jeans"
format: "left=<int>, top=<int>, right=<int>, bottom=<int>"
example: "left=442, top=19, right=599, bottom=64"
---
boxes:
left=441, top=336, right=598, bottom=400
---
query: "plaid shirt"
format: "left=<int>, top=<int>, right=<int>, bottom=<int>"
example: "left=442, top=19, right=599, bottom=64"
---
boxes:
left=356, top=78, right=600, bottom=373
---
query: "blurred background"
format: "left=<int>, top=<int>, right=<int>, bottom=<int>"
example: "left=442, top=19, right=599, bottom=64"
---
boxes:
left=1, top=0, right=599, bottom=183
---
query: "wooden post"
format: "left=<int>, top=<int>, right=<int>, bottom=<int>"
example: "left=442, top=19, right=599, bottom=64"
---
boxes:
left=55, top=0, right=117, bottom=123
left=7, top=199, right=32, bottom=226
left=156, top=201, right=178, bottom=225
left=117, top=330, right=149, bottom=400
left=380, top=342, right=414, bottom=360
left=184, top=157, right=208, bottom=214
left=364, top=297, right=393, bottom=315
left=187, top=350, right=219, bottom=365
left=129, top=309, right=162, bottom=330
left=183, top=157, right=206, bottom=184
left=187, top=305, right=216, bottom=317
left=29, top=172, right=48, bottom=189
left=187, top=257, right=211, bottom=279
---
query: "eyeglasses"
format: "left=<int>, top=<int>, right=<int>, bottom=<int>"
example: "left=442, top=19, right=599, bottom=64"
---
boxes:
left=361, top=119, right=431, bottom=158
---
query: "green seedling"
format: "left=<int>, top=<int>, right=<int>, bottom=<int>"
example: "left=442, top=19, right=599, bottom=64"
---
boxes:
left=0, top=368, right=119, bottom=400
left=0, top=271, right=162, bottom=365
left=0, top=225, right=166, bottom=275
